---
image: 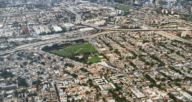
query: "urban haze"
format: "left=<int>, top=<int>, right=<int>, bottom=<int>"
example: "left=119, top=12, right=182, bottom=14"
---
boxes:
left=0, top=0, right=192, bottom=102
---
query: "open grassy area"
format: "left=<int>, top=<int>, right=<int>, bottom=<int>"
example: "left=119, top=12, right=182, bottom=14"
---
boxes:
left=60, top=33, right=64, bottom=36
left=181, top=16, right=192, bottom=22
left=88, top=54, right=105, bottom=63
left=50, top=43, right=98, bottom=57
left=111, top=5, right=131, bottom=11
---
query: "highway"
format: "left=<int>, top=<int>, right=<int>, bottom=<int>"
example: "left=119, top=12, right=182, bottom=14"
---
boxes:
left=1, top=9, right=192, bottom=56
left=0, top=31, right=115, bottom=56
left=1, top=26, right=192, bottom=56
left=103, top=28, right=192, bottom=31
left=156, top=31, right=192, bottom=44
left=82, top=23, right=192, bottom=31
left=82, top=23, right=192, bottom=44
left=1, top=27, right=192, bottom=56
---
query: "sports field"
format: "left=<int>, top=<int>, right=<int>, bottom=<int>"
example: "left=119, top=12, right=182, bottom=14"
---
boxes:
left=88, top=54, right=105, bottom=63
left=50, top=43, right=98, bottom=57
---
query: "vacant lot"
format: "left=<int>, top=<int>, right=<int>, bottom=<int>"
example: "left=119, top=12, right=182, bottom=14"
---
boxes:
left=50, top=43, right=98, bottom=57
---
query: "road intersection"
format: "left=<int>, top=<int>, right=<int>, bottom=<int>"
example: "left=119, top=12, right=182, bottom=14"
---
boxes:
left=1, top=23, right=192, bottom=56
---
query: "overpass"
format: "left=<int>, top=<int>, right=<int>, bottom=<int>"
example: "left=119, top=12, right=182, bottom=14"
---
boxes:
left=82, top=23, right=192, bottom=43
left=0, top=31, right=115, bottom=56
left=82, top=23, right=192, bottom=31
left=102, top=28, right=192, bottom=31
left=1, top=21, right=192, bottom=56
left=1, top=28, right=192, bottom=56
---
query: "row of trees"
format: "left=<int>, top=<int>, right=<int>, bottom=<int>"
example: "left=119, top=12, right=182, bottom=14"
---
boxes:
left=102, top=39, right=113, bottom=51
left=0, top=70, right=14, bottom=79
left=138, top=55, right=151, bottom=66
left=145, top=74, right=166, bottom=91
left=150, top=55, right=165, bottom=67
left=108, top=89, right=127, bottom=102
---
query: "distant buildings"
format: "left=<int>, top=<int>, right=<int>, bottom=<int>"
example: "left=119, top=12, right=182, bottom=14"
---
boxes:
left=0, top=37, right=7, bottom=43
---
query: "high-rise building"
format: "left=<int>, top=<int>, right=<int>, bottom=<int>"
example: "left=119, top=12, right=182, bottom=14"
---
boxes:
left=191, top=7, right=192, bottom=12
left=23, top=0, right=27, bottom=3
left=167, top=0, right=176, bottom=8
left=75, top=0, right=81, bottom=3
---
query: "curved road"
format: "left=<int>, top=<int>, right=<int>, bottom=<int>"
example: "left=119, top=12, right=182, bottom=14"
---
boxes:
left=0, top=31, right=115, bottom=56
left=1, top=26, right=192, bottom=56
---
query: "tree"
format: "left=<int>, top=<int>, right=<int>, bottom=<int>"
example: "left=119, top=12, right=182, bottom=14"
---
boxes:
left=129, top=62, right=136, bottom=68
left=87, top=79, right=94, bottom=87
left=52, top=44, right=59, bottom=50
left=96, top=93, right=99, bottom=100
left=80, top=68, right=88, bottom=72
left=72, top=98, right=75, bottom=102
left=42, top=46, right=53, bottom=51
left=75, top=93, right=78, bottom=97
left=43, top=97, right=46, bottom=101
left=85, top=91, right=91, bottom=95
left=168, top=93, right=177, bottom=102
left=149, top=84, right=154, bottom=88
left=65, top=63, right=74, bottom=67
left=0, top=70, right=14, bottom=79
left=71, top=73, right=78, bottom=78
left=145, top=74, right=156, bottom=84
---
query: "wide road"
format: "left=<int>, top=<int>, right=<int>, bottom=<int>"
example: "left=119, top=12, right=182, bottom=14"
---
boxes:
left=83, top=23, right=192, bottom=44
left=156, top=31, right=192, bottom=44
left=82, top=23, right=192, bottom=31
left=1, top=28, right=192, bottom=56
left=103, top=28, right=192, bottom=31
left=0, top=31, right=115, bottom=56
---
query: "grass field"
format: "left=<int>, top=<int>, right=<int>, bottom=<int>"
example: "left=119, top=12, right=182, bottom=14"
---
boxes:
left=88, top=54, right=105, bottom=63
left=50, top=43, right=98, bottom=57
left=60, top=33, right=64, bottom=36
left=111, top=5, right=131, bottom=11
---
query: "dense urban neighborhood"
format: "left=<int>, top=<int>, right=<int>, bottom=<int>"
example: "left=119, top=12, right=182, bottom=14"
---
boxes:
left=0, top=0, right=192, bottom=102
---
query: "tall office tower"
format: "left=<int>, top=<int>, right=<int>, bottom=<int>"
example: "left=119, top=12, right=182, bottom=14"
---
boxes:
left=167, top=0, right=176, bottom=8
left=155, top=0, right=159, bottom=5
left=143, top=2, right=149, bottom=7
left=177, top=3, right=182, bottom=9
left=24, top=0, right=27, bottom=3
left=191, top=7, right=192, bottom=12
left=75, top=0, right=81, bottom=3
left=11, top=0, right=14, bottom=4
left=149, top=0, right=153, bottom=4
left=111, top=0, right=115, bottom=4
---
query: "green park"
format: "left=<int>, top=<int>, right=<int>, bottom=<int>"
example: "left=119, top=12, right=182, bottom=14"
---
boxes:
left=50, top=43, right=98, bottom=57
left=88, top=54, right=105, bottom=63
left=111, top=4, right=131, bottom=11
